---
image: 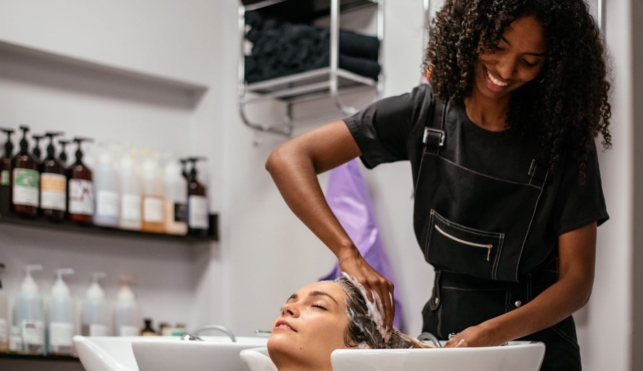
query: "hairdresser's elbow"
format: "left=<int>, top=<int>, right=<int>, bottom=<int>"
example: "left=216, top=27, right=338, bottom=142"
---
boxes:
left=266, top=144, right=290, bottom=174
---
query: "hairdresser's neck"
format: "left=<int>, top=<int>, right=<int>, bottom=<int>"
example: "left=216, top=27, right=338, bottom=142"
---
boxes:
left=463, top=89, right=511, bottom=132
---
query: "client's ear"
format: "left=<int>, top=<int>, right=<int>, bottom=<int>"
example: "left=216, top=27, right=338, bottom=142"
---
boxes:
left=352, top=342, right=372, bottom=349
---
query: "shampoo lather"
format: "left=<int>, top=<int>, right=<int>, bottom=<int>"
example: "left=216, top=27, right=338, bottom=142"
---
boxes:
left=15, top=265, right=45, bottom=355
left=48, top=269, right=75, bottom=355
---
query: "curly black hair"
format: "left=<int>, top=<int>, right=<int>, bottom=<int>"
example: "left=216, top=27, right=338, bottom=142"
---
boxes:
left=424, top=0, right=611, bottom=182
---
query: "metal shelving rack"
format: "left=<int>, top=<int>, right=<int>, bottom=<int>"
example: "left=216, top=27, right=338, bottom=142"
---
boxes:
left=238, top=0, right=384, bottom=136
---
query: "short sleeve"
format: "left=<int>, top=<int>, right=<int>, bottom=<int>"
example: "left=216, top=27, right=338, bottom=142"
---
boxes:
left=551, top=140, right=609, bottom=236
left=344, top=84, right=432, bottom=169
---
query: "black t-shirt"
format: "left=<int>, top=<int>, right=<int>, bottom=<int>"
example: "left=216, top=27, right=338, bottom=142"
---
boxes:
left=345, top=84, right=608, bottom=272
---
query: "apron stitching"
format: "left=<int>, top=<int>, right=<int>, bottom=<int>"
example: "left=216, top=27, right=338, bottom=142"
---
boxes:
left=427, top=154, right=544, bottom=190
left=440, top=286, right=506, bottom=291
left=433, top=211, right=504, bottom=237
left=550, top=324, right=580, bottom=350
left=424, top=212, right=436, bottom=261
left=492, top=234, right=505, bottom=280
left=514, top=187, right=545, bottom=281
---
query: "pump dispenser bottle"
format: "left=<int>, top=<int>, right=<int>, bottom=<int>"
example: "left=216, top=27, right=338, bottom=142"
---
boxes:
left=164, top=158, right=187, bottom=235
left=0, top=263, right=8, bottom=353
left=11, top=126, right=39, bottom=216
left=82, top=273, right=110, bottom=337
left=15, top=265, right=45, bottom=355
left=40, top=132, right=67, bottom=220
left=58, top=140, right=69, bottom=167
left=119, top=150, right=142, bottom=231
left=31, top=135, right=44, bottom=163
left=187, top=157, right=208, bottom=236
left=0, top=128, right=14, bottom=215
left=94, top=144, right=120, bottom=227
left=48, top=269, right=75, bottom=355
left=114, top=278, right=139, bottom=336
left=68, top=137, right=94, bottom=224
left=141, top=154, right=164, bottom=233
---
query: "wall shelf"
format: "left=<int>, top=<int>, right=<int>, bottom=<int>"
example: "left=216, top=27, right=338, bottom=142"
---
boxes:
left=0, top=39, right=209, bottom=101
left=0, top=353, right=80, bottom=363
left=0, top=213, right=219, bottom=244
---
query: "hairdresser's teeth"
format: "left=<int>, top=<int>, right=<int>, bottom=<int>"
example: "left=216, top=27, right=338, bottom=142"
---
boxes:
left=487, top=69, right=508, bottom=87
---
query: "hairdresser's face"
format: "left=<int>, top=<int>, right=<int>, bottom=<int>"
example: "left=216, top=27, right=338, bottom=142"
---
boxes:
left=268, top=281, right=348, bottom=370
left=474, top=15, right=547, bottom=99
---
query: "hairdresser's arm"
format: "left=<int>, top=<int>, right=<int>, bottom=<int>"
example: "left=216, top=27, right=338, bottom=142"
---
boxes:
left=265, top=121, right=395, bottom=336
left=445, top=222, right=596, bottom=347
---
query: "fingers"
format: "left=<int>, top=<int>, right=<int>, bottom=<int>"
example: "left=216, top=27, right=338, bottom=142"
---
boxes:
left=444, top=337, right=468, bottom=348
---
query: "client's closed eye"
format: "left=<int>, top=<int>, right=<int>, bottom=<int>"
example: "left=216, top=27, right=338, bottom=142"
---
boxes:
left=312, top=304, right=328, bottom=311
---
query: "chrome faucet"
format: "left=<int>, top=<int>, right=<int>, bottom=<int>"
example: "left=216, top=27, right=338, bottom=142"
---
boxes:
left=181, top=324, right=237, bottom=342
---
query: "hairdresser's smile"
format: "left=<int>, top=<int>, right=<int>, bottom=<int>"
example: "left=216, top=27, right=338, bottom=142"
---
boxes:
left=484, top=66, right=510, bottom=92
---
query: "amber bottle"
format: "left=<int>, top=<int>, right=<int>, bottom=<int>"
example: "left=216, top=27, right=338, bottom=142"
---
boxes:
left=0, top=128, right=15, bottom=216
left=67, top=138, right=94, bottom=224
left=40, top=132, right=66, bottom=221
left=11, top=126, right=39, bottom=216
left=187, top=157, right=208, bottom=236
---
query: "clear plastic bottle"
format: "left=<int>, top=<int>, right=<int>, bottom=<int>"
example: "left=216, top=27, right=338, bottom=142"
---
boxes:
left=48, top=269, right=75, bottom=355
left=0, top=262, right=8, bottom=353
left=141, top=153, right=164, bottom=233
left=119, top=149, right=142, bottom=231
left=164, top=158, right=187, bottom=235
left=114, top=278, right=139, bottom=336
left=14, top=265, right=45, bottom=355
left=94, top=143, right=120, bottom=227
left=82, top=273, right=110, bottom=337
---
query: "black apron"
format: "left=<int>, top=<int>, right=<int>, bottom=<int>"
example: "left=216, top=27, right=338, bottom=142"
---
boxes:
left=416, top=98, right=581, bottom=371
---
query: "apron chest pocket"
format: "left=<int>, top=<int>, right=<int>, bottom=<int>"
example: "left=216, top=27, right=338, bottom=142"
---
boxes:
left=424, top=209, right=505, bottom=280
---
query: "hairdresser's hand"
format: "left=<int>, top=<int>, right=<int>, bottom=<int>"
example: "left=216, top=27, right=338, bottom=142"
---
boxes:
left=443, top=324, right=503, bottom=348
left=338, top=246, right=394, bottom=341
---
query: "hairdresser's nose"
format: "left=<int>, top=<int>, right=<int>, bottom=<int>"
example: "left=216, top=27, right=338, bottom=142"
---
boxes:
left=281, top=302, right=300, bottom=318
left=496, top=56, right=517, bottom=81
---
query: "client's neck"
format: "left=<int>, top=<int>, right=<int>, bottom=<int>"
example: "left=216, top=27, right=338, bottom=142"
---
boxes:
left=278, top=363, right=331, bottom=371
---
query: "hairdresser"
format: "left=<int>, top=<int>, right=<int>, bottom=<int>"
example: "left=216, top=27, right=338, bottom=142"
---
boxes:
left=266, top=1, right=610, bottom=370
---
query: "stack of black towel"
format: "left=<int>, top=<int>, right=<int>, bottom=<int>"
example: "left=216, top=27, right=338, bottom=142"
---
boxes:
left=244, top=11, right=381, bottom=84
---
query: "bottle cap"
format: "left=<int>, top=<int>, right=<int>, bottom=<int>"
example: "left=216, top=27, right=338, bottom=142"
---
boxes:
left=21, top=264, right=43, bottom=294
left=86, top=272, right=106, bottom=300
left=52, top=268, right=75, bottom=296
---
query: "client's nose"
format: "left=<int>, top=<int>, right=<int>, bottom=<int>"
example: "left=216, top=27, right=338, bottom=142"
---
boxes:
left=281, top=303, right=299, bottom=317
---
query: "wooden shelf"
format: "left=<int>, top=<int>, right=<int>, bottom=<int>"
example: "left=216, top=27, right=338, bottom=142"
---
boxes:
left=0, top=213, right=219, bottom=244
left=0, top=353, right=80, bottom=362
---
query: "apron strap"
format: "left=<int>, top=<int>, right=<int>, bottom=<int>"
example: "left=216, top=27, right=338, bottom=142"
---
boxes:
left=528, top=159, right=551, bottom=187
left=423, top=99, right=448, bottom=156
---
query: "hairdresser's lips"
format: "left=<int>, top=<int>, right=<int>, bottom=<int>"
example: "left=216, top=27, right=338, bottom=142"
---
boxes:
left=274, top=320, right=297, bottom=333
left=483, top=65, right=510, bottom=93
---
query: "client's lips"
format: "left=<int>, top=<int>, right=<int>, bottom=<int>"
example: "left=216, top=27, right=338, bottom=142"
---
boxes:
left=274, top=320, right=297, bottom=332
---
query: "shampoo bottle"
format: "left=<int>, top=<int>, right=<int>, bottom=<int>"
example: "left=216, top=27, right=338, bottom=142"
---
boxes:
left=94, top=144, right=120, bottom=227
left=67, top=137, right=94, bottom=224
left=11, top=126, right=39, bottom=216
left=114, top=278, right=139, bottom=336
left=81, top=273, right=110, bottom=337
left=48, top=269, right=75, bottom=355
left=14, top=265, right=45, bottom=355
left=0, top=128, right=14, bottom=216
left=164, top=158, right=187, bottom=235
left=187, top=157, right=208, bottom=236
left=141, top=154, right=164, bottom=233
left=119, top=150, right=142, bottom=231
left=40, top=132, right=67, bottom=220
left=0, top=263, right=8, bottom=353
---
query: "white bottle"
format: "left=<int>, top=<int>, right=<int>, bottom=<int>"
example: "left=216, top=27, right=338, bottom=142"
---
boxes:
left=82, top=272, right=110, bottom=337
left=48, top=269, right=75, bottom=355
left=141, top=153, right=165, bottom=233
left=164, top=158, right=188, bottom=235
left=94, top=144, right=120, bottom=227
left=114, top=279, right=139, bottom=336
left=14, top=265, right=45, bottom=355
left=119, top=150, right=142, bottom=231
left=0, top=263, right=8, bottom=353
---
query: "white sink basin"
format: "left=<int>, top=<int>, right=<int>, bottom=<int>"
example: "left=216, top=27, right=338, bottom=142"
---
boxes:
left=73, top=335, right=268, bottom=371
left=241, top=342, right=545, bottom=371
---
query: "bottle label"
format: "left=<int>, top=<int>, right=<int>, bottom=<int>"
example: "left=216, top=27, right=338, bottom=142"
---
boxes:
left=174, top=202, right=187, bottom=223
left=9, top=327, right=22, bottom=352
left=88, top=324, right=109, bottom=337
left=122, top=194, right=142, bottom=221
left=12, top=168, right=39, bottom=207
left=1, top=170, right=8, bottom=186
left=21, top=320, right=44, bottom=346
left=189, top=196, right=208, bottom=229
left=49, top=322, right=74, bottom=347
left=69, top=179, right=94, bottom=215
left=0, top=319, right=7, bottom=344
left=97, top=190, right=120, bottom=217
left=41, top=173, right=67, bottom=211
left=143, top=197, right=163, bottom=222
left=119, top=325, right=140, bottom=337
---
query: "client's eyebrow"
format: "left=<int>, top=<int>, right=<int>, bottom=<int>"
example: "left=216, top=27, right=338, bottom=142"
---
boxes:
left=285, top=291, right=339, bottom=304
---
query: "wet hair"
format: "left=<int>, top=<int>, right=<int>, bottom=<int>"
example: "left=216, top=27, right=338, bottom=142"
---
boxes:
left=424, top=0, right=611, bottom=182
left=334, top=276, right=433, bottom=349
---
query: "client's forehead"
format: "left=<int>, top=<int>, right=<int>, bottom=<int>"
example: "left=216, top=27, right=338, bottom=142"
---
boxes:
left=291, top=281, right=345, bottom=304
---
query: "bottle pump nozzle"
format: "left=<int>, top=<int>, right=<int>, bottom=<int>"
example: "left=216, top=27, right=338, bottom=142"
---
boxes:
left=73, top=137, right=93, bottom=164
left=58, top=139, right=69, bottom=165
left=32, top=134, right=44, bottom=160
left=187, top=157, right=207, bottom=182
left=22, top=264, right=43, bottom=293
left=180, top=159, right=189, bottom=180
left=52, top=268, right=75, bottom=296
left=18, top=125, right=30, bottom=155
left=0, top=128, right=15, bottom=158
left=45, top=132, right=64, bottom=160
left=86, top=272, right=107, bottom=299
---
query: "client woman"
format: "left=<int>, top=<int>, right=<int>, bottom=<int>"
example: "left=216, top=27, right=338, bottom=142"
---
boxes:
left=263, top=276, right=432, bottom=371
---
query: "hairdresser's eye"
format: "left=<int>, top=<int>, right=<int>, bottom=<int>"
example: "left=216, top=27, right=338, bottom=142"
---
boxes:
left=312, top=304, right=327, bottom=311
left=522, top=60, right=538, bottom=67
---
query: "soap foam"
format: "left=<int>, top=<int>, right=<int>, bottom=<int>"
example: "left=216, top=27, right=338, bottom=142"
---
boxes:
left=342, top=272, right=391, bottom=342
